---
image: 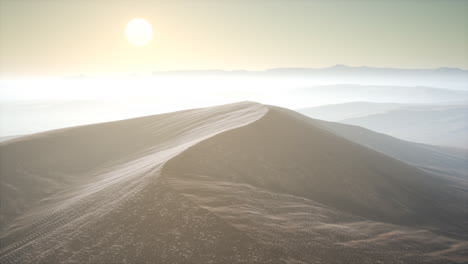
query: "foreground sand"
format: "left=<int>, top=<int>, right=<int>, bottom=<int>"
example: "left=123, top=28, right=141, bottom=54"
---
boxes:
left=1, top=102, right=466, bottom=263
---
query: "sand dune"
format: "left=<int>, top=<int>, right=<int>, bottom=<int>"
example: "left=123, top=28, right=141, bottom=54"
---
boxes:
left=315, top=120, right=468, bottom=180
left=299, top=102, right=468, bottom=148
left=340, top=105, right=468, bottom=148
left=298, top=102, right=403, bottom=122
left=1, top=102, right=466, bottom=263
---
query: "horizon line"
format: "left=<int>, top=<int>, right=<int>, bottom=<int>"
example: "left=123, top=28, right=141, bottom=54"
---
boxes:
left=1, top=64, right=467, bottom=80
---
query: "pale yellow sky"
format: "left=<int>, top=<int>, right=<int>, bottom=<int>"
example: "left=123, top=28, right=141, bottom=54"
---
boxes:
left=1, top=0, right=467, bottom=77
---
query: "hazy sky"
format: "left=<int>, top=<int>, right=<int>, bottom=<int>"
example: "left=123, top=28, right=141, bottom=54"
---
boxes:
left=1, top=0, right=467, bottom=77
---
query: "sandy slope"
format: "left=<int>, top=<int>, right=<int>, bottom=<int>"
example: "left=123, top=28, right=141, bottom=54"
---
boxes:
left=315, top=120, right=468, bottom=180
left=298, top=102, right=404, bottom=122
left=0, top=102, right=466, bottom=263
left=299, top=102, right=468, bottom=148
left=340, top=105, right=468, bottom=148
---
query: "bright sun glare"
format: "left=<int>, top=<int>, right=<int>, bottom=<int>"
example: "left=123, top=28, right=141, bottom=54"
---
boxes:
left=125, top=18, right=153, bottom=46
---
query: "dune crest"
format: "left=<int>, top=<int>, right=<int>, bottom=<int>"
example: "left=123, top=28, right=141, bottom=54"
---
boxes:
left=1, top=102, right=466, bottom=263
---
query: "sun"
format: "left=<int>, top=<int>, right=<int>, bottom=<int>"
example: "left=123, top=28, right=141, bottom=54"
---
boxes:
left=125, top=18, right=153, bottom=46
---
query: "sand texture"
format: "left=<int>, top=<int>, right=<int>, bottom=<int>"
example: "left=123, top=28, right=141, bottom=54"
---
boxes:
left=1, top=102, right=466, bottom=263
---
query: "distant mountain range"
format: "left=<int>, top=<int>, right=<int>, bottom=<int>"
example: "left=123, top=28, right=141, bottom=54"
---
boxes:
left=153, top=65, right=468, bottom=90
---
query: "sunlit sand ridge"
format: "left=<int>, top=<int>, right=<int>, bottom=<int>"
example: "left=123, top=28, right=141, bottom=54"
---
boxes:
left=0, top=102, right=466, bottom=264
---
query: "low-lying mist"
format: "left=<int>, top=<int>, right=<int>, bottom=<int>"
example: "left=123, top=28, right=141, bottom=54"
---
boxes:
left=1, top=68, right=467, bottom=138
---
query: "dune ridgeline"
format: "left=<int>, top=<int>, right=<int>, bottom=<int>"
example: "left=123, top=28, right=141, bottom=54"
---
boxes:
left=1, top=102, right=466, bottom=264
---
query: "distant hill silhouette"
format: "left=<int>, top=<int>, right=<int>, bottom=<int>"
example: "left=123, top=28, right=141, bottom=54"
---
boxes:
left=299, top=102, right=468, bottom=148
left=153, top=65, right=468, bottom=90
